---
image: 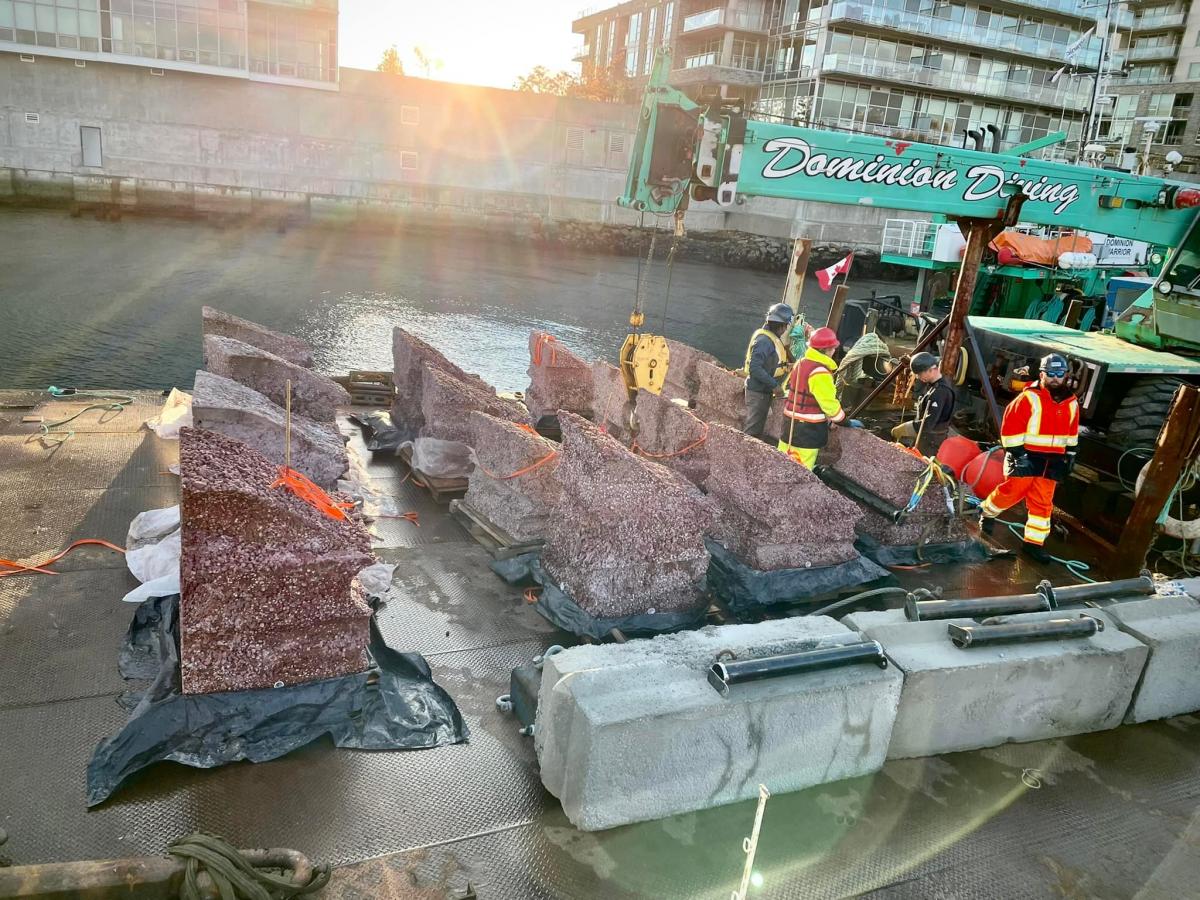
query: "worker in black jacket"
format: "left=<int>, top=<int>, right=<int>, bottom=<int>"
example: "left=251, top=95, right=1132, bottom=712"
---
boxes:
left=742, top=302, right=794, bottom=440
left=891, top=351, right=956, bottom=457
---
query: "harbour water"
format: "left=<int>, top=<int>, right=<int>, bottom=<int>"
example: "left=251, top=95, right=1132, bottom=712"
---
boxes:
left=0, top=209, right=911, bottom=392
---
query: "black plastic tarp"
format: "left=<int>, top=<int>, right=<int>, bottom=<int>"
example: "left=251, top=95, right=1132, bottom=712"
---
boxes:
left=349, top=410, right=408, bottom=452
left=705, top=539, right=892, bottom=618
left=87, top=595, right=468, bottom=807
left=490, top=552, right=707, bottom=640
left=854, top=532, right=992, bottom=567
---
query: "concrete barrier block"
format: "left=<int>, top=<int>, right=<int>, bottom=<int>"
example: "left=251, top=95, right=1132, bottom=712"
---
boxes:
left=1103, top=596, right=1200, bottom=724
left=535, top=618, right=903, bottom=830
left=843, top=608, right=1148, bottom=759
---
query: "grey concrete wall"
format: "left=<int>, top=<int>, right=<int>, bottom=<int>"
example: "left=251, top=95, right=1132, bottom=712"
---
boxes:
left=0, top=53, right=894, bottom=247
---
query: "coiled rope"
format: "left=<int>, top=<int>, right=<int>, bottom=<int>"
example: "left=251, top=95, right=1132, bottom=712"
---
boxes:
left=168, top=833, right=330, bottom=900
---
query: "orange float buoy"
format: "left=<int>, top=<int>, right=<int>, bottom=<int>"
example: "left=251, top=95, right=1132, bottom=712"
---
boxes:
left=935, top=435, right=982, bottom=479
left=962, top=448, right=1005, bottom=499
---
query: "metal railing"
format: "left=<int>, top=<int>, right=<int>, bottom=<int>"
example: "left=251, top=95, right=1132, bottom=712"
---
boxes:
left=1128, top=43, right=1179, bottom=61
left=826, top=2, right=1103, bottom=67
left=682, top=6, right=767, bottom=33
left=572, top=42, right=592, bottom=61
left=1132, top=11, right=1186, bottom=30
left=820, top=55, right=1092, bottom=108
left=882, top=218, right=939, bottom=259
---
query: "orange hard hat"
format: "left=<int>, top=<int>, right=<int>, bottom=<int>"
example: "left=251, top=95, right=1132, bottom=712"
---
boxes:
left=808, top=327, right=840, bottom=350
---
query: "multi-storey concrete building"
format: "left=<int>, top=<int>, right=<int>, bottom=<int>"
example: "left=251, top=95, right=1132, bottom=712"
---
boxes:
left=758, top=0, right=1126, bottom=158
left=0, top=0, right=338, bottom=89
left=573, top=2, right=771, bottom=104
left=1103, top=0, right=1200, bottom=177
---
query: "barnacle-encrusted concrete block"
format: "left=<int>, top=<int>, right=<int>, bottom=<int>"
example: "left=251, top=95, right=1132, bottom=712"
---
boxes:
left=203, top=335, right=349, bottom=424
left=462, top=411, right=562, bottom=542
left=590, top=361, right=634, bottom=445
left=822, top=427, right=971, bottom=546
left=391, top=327, right=488, bottom=435
left=191, top=370, right=347, bottom=490
left=704, top=424, right=861, bottom=570
left=663, top=338, right=720, bottom=405
left=633, top=389, right=709, bottom=487
left=693, top=360, right=747, bottom=431
left=202, top=306, right=314, bottom=368
left=526, top=332, right=593, bottom=422
left=179, top=427, right=374, bottom=694
left=542, top=412, right=712, bottom=618
left=419, top=367, right=527, bottom=445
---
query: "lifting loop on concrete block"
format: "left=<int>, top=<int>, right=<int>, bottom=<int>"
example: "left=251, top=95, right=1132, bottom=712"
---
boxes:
left=707, top=641, right=888, bottom=697
left=533, top=645, right=565, bottom=670
left=947, top=614, right=1103, bottom=649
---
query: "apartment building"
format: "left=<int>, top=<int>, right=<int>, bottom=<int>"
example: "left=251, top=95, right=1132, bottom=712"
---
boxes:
left=572, top=1, right=770, bottom=103
left=758, top=0, right=1127, bottom=159
left=1104, top=0, right=1200, bottom=176
left=0, top=0, right=338, bottom=89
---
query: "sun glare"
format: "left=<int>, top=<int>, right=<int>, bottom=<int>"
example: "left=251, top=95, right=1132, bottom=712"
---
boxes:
left=338, top=0, right=579, bottom=89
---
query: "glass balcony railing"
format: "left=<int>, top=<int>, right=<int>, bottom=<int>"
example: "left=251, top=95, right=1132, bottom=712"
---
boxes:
left=572, top=42, right=591, bottom=61
left=1132, top=12, right=1186, bottom=30
left=821, top=54, right=1093, bottom=108
left=682, top=6, right=767, bottom=33
left=1128, top=44, right=1179, bottom=61
left=826, top=2, right=1104, bottom=68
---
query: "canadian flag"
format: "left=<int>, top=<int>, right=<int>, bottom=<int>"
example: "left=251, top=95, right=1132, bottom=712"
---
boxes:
left=817, top=252, right=854, bottom=291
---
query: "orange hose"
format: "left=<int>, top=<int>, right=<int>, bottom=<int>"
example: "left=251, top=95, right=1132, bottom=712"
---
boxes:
left=0, top=538, right=126, bottom=578
left=378, top=512, right=420, bottom=527
left=523, top=587, right=542, bottom=604
left=474, top=449, right=560, bottom=481
left=531, top=334, right=558, bottom=367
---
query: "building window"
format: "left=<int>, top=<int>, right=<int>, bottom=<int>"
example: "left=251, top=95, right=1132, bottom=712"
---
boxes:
left=1190, top=63, right=1200, bottom=80
left=401, top=105, right=419, bottom=126
left=566, top=127, right=585, bottom=151
left=399, top=151, right=417, bottom=170
left=643, top=6, right=657, bottom=74
left=662, top=1, right=674, bottom=43
left=606, top=16, right=615, bottom=65
left=626, top=11, right=641, bottom=76
left=1148, top=93, right=1175, bottom=117
left=80, top=125, right=102, bottom=167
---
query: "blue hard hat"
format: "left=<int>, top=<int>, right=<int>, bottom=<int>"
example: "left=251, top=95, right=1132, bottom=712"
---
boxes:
left=766, top=303, right=795, bottom=324
left=1041, top=353, right=1069, bottom=378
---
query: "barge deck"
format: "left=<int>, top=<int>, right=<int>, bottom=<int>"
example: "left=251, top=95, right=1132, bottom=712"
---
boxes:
left=2, top=390, right=1199, bottom=899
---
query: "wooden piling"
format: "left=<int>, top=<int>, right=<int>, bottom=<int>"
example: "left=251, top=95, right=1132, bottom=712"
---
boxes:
left=1114, top=384, right=1200, bottom=578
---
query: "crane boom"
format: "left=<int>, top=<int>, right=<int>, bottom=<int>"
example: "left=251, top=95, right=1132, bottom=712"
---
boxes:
left=621, top=49, right=1199, bottom=246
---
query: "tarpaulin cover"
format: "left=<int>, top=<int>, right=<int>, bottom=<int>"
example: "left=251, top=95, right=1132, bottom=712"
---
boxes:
left=854, top=531, right=992, bottom=566
left=705, top=539, right=891, bottom=618
left=990, top=232, right=1092, bottom=266
left=489, top=552, right=706, bottom=639
left=87, top=595, right=468, bottom=807
left=349, top=411, right=405, bottom=453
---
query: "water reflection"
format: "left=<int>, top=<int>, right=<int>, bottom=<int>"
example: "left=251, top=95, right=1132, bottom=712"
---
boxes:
left=0, top=209, right=911, bottom=392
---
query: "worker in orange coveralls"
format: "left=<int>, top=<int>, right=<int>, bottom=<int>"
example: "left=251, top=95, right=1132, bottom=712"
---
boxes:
left=979, top=353, right=1079, bottom=563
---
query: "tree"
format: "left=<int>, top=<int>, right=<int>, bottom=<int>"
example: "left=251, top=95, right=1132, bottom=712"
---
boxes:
left=412, top=45, right=443, bottom=78
left=377, top=45, right=404, bottom=75
left=513, top=64, right=633, bottom=104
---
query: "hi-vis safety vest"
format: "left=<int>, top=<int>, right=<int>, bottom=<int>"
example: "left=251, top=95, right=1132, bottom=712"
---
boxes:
left=1000, top=386, right=1080, bottom=455
left=784, top=348, right=846, bottom=424
left=743, top=328, right=790, bottom=381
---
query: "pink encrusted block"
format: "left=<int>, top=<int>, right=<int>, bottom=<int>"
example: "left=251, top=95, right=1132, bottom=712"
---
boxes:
left=179, top=427, right=375, bottom=694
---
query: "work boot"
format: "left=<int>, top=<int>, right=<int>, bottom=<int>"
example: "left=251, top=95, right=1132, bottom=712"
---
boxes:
left=1021, top=542, right=1052, bottom=564
left=979, top=514, right=994, bottom=535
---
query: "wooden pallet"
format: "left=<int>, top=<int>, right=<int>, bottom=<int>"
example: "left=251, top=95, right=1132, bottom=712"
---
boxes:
left=398, top=444, right=469, bottom=503
left=332, top=370, right=396, bottom=407
left=448, top=498, right=545, bottom=560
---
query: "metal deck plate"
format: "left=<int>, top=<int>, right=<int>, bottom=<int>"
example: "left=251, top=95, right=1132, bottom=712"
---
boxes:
left=2, top=399, right=1200, bottom=898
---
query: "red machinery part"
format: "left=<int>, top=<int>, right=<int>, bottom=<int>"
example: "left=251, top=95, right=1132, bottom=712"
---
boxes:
left=1175, top=188, right=1200, bottom=209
